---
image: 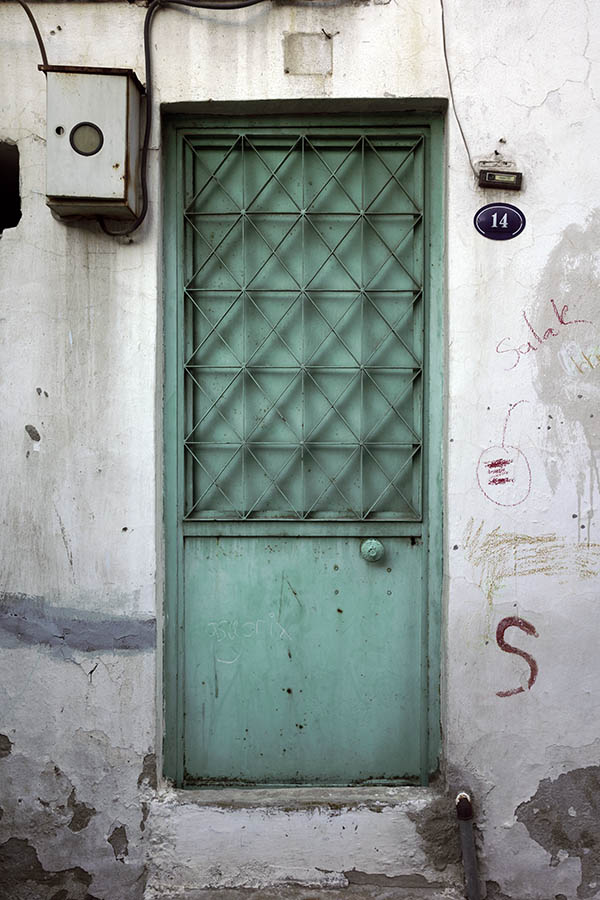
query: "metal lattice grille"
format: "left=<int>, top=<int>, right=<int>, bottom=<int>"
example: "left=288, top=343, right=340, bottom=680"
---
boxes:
left=182, top=129, right=425, bottom=520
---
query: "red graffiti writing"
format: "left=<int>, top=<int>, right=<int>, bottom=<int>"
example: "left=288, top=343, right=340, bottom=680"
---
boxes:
left=496, top=616, right=539, bottom=698
left=485, top=457, right=514, bottom=485
left=496, top=298, right=592, bottom=371
left=477, top=401, right=531, bottom=506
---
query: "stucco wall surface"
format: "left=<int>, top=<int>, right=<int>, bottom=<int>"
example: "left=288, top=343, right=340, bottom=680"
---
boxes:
left=0, top=1, right=599, bottom=899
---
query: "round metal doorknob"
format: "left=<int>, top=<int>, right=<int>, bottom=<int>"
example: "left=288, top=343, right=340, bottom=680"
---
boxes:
left=360, top=539, right=385, bottom=562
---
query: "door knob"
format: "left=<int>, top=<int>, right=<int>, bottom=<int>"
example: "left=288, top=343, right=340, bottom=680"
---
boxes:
left=360, top=539, right=384, bottom=562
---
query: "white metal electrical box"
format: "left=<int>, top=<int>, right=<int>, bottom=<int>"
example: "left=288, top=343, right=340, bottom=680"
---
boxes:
left=42, top=65, right=144, bottom=220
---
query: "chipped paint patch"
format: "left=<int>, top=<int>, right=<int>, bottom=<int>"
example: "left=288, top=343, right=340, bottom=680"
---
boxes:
left=137, top=752, right=157, bottom=791
left=67, top=789, right=96, bottom=833
left=107, top=825, right=129, bottom=862
left=344, top=869, right=447, bottom=887
left=24, top=424, right=41, bottom=442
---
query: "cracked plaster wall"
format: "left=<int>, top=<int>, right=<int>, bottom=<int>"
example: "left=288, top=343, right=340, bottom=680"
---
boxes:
left=1, top=1, right=600, bottom=899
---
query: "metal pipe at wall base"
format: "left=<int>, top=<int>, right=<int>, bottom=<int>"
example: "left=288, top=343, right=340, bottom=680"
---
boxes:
left=456, top=792, right=482, bottom=900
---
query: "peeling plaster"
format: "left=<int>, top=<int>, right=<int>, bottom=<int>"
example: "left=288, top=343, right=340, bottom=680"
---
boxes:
left=137, top=753, right=158, bottom=791
left=0, top=721, right=153, bottom=900
left=0, top=837, right=97, bottom=900
left=344, top=868, right=446, bottom=888
left=516, top=767, right=600, bottom=898
left=67, top=790, right=96, bottom=834
left=108, top=825, right=129, bottom=862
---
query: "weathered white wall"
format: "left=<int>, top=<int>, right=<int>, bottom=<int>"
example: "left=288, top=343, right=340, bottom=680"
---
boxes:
left=1, top=1, right=599, bottom=899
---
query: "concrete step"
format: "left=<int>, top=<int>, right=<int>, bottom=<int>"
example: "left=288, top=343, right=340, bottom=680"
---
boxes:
left=168, top=889, right=466, bottom=900
left=145, top=788, right=465, bottom=900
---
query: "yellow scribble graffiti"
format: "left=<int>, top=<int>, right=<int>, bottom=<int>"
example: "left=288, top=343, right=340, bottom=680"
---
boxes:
left=463, top=518, right=600, bottom=605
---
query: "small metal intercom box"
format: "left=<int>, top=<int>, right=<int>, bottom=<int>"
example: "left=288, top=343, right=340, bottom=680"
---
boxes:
left=478, top=168, right=522, bottom=191
left=41, top=65, right=144, bottom=220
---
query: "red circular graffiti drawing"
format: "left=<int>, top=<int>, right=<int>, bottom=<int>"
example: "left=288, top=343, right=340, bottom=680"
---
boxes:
left=477, top=401, right=532, bottom=507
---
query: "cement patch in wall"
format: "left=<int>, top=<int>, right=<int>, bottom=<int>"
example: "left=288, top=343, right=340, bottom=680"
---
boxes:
left=284, top=33, right=333, bottom=76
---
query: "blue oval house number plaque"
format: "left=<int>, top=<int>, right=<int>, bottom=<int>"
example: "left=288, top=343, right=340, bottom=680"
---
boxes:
left=474, top=203, right=526, bottom=240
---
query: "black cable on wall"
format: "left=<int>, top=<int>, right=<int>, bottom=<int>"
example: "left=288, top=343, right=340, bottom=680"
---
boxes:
left=99, top=0, right=273, bottom=237
left=16, top=0, right=475, bottom=236
left=16, top=0, right=48, bottom=67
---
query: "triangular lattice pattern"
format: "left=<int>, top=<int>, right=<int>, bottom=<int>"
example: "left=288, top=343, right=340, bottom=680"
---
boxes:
left=182, top=130, right=425, bottom=520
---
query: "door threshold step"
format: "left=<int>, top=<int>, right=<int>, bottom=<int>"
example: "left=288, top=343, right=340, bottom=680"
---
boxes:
left=147, top=888, right=466, bottom=900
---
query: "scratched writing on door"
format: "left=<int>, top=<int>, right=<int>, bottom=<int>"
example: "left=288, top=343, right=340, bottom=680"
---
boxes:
left=207, top=612, right=292, bottom=663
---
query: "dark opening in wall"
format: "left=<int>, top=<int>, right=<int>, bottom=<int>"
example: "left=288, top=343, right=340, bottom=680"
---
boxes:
left=0, top=143, right=22, bottom=234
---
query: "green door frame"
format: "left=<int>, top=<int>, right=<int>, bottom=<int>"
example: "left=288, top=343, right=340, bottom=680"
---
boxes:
left=162, top=110, right=444, bottom=787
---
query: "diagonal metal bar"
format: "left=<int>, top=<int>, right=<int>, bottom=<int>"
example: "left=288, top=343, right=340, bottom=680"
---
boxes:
left=184, top=368, right=244, bottom=442
left=244, top=369, right=303, bottom=444
left=303, top=368, right=361, bottom=443
left=303, top=370, right=361, bottom=443
left=304, top=136, right=362, bottom=212
left=362, top=368, right=422, bottom=443
left=184, top=134, right=243, bottom=213
left=304, top=292, right=362, bottom=367
left=243, top=446, right=300, bottom=517
left=362, top=214, right=423, bottom=290
left=363, top=397, right=422, bottom=447
left=364, top=135, right=422, bottom=209
left=184, top=294, right=243, bottom=367
left=245, top=293, right=303, bottom=366
left=362, top=290, right=423, bottom=368
left=184, top=289, right=242, bottom=365
left=303, top=292, right=361, bottom=367
left=244, top=214, right=302, bottom=289
left=362, top=444, right=421, bottom=517
left=244, top=135, right=303, bottom=211
left=303, top=445, right=360, bottom=517
left=185, top=209, right=241, bottom=266
left=363, top=136, right=423, bottom=213
left=245, top=444, right=303, bottom=517
left=185, top=213, right=243, bottom=290
left=304, top=215, right=362, bottom=291
left=184, top=444, right=244, bottom=518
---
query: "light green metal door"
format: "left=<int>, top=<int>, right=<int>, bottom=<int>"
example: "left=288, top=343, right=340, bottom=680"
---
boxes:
left=164, top=113, right=443, bottom=787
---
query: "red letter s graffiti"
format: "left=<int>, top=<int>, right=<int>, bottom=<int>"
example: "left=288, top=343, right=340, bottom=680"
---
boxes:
left=496, top=616, right=539, bottom=698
